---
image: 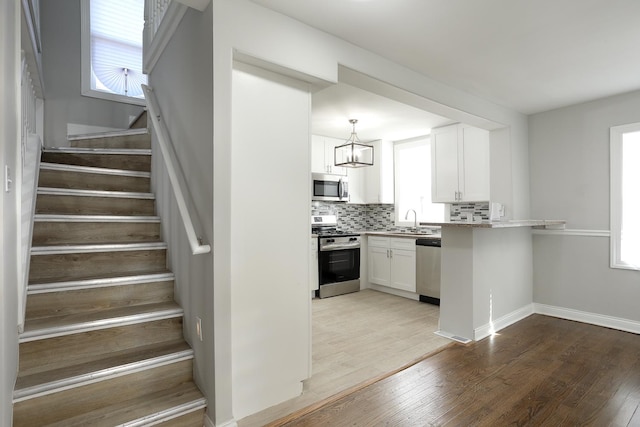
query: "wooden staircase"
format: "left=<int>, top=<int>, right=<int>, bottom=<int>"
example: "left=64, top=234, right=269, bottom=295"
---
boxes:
left=13, top=129, right=207, bottom=426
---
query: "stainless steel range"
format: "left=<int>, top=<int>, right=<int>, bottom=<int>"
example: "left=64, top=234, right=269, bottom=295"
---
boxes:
left=311, top=215, right=360, bottom=299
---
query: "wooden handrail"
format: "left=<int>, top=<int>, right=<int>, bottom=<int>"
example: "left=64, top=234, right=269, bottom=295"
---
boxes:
left=142, top=84, right=211, bottom=255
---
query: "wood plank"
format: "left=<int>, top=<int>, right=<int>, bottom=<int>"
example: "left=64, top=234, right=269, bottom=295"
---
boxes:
left=41, top=151, right=151, bottom=172
left=32, top=221, right=161, bottom=245
left=35, top=194, right=155, bottom=215
left=278, top=315, right=640, bottom=426
left=13, top=360, right=193, bottom=426
left=19, top=317, right=184, bottom=375
left=70, top=133, right=151, bottom=149
left=38, top=169, right=150, bottom=192
left=28, top=248, right=167, bottom=282
left=25, top=280, right=174, bottom=319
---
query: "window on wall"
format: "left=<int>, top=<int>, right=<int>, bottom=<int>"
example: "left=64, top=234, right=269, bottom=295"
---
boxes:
left=394, top=137, right=445, bottom=226
left=80, top=0, right=147, bottom=105
left=610, top=122, right=640, bottom=270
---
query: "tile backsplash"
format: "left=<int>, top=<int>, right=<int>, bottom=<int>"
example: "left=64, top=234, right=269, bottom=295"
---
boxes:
left=312, top=202, right=419, bottom=232
left=449, top=202, right=490, bottom=222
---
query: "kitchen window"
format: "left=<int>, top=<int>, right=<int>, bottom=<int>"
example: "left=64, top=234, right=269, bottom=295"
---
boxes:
left=394, top=137, right=445, bottom=225
left=610, top=122, right=640, bottom=270
left=80, top=0, right=147, bottom=105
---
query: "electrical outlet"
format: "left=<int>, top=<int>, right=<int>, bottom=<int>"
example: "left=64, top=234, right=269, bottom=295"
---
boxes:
left=196, top=317, right=203, bottom=341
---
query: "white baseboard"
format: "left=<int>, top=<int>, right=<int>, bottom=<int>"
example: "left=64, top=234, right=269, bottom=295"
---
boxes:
left=204, top=414, right=237, bottom=427
left=534, top=303, right=640, bottom=335
left=367, top=283, right=419, bottom=301
left=474, top=304, right=534, bottom=341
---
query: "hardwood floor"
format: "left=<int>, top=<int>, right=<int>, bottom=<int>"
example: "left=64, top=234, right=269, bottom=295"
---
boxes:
left=238, top=290, right=450, bottom=426
left=280, top=314, right=640, bottom=426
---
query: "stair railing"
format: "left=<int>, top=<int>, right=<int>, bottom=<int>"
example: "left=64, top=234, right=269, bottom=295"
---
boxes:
left=142, top=84, right=211, bottom=255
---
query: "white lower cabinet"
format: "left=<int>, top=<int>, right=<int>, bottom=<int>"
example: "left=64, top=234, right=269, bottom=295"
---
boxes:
left=367, top=236, right=416, bottom=293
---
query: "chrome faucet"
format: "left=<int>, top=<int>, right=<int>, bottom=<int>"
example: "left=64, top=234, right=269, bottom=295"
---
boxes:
left=405, top=209, right=418, bottom=231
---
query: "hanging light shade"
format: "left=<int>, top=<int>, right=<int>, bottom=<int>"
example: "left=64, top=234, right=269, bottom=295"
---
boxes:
left=334, top=119, right=374, bottom=168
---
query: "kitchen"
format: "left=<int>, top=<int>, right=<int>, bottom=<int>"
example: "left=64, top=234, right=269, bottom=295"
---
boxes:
left=255, top=76, right=498, bottom=426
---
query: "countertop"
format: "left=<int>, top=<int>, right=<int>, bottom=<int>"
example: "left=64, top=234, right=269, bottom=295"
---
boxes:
left=365, top=231, right=441, bottom=239
left=418, top=219, right=566, bottom=229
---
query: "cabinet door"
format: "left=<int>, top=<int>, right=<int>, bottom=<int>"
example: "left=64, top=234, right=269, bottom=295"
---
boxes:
left=459, top=126, right=490, bottom=202
left=325, top=136, right=347, bottom=176
left=389, top=248, right=416, bottom=292
left=347, top=167, right=365, bottom=204
left=431, top=127, right=460, bottom=203
left=311, top=135, right=328, bottom=174
left=364, top=139, right=394, bottom=204
left=368, top=245, right=391, bottom=286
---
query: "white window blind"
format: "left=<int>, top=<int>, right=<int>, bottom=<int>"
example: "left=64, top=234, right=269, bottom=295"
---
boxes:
left=610, top=122, right=640, bottom=270
left=394, top=137, right=445, bottom=225
left=89, top=0, right=147, bottom=98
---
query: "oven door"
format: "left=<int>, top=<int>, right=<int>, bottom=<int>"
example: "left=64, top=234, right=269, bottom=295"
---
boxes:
left=318, top=247, right=360, bottom=285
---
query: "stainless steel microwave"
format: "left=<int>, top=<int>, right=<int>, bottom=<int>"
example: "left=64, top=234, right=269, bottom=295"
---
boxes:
left=312, top=173, right=349, bottom=202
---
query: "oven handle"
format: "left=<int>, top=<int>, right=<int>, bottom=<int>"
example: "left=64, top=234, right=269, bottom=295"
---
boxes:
left=319, top=243, right=361, bottom=252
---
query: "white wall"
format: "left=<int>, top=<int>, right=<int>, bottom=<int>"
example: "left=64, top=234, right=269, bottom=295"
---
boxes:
left=231, top=62, right=311, bottom=419
left=212, top=0, right=531, bottom=423
left=530, top=89, right=640, bottom=324
left=0, top=0, right=21, bottom=425
left=40, top=0, right=144, bottom=145
left=146, top=3, right=215, bottom=418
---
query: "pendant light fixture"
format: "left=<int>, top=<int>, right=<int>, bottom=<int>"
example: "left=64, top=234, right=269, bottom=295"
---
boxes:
left=334, top=119, right=374, bottom=168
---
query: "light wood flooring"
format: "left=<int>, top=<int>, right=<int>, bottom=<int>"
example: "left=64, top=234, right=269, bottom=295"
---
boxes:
left=238, top=289, right=449, bottom=426
left=280, top=314, right=640, bottom=426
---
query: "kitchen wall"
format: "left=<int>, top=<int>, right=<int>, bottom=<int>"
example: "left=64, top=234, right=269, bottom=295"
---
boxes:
left=529, top=89, right=640, bottom=326
left=40, top=0, right=144, bottom=146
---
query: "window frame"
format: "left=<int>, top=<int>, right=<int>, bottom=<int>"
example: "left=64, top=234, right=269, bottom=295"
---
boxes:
left=80, top=0, right=146, bottom=106
left=610, top=121, right=640, bottom=270
left=393, top=136, right=444, bottom=227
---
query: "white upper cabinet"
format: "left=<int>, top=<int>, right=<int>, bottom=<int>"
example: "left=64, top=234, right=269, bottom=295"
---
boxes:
left=431, top=124, right=489, bottom=203
left=311, top=135, right=347, bottom=176
left=363, top=139, right=394, bottom=204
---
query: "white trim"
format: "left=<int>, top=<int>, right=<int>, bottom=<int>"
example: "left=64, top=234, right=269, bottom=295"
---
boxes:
left=143, top=2, right=188, bottom=74
left=534, top=303, right=640, bottom=335
left=474, top=304, right=534, bottom=341
left=532, top=228, right=611, bottom=237
left=610, top=122, right=640, bottom=271
left=434, top=330, right=472, bottom=344
left=366, top=283, right=419, bottom=301
left=206, top=415, right=237, bottom=427
left=80, top=0, right=147, bottom=106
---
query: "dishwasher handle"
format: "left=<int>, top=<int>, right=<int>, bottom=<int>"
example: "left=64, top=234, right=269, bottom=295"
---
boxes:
left=416, top=238, right=441, bottom=248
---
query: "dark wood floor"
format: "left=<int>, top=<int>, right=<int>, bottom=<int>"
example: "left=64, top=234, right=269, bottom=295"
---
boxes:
left=280, top=314, right=640, bottom=426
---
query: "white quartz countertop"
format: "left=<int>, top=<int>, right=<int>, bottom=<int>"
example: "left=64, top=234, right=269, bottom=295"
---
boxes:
left=365, top=231, right=441, bottom=239
left=418, top=219, right=566, bottom=229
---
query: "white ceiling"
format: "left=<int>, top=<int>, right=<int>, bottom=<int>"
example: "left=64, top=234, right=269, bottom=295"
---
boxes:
left=251, top=0, right=640, bottom=117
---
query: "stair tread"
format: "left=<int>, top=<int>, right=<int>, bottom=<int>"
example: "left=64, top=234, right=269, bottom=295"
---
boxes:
left=35, top=214, right=161, bottom=222
left=44, top=382, right=204, bottom=427
left=44, top=147, right=151, bottom=155
left=67, top=128, right=149, bottom=141
left=38, top=187, right=155, bottom=199
left=22, top=301, right=182, bottom=340
left=15, top=339, right=192, bottom=396
left=40, top=162, right=151, bottom=177
left=28, top=269, right=174, bottom=288
left=31, top=241, right=167, bottom=255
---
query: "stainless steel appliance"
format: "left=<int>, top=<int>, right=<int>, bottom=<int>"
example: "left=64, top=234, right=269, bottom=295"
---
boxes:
left=312, top=215, right=360, bottom=298
left=416, top=237, right=441, bottom=305
left=312, top=173, right=349, bottom=202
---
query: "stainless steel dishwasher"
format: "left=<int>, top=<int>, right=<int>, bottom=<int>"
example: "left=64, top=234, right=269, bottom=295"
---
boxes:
left=416, top=238, right=441, bottom=305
